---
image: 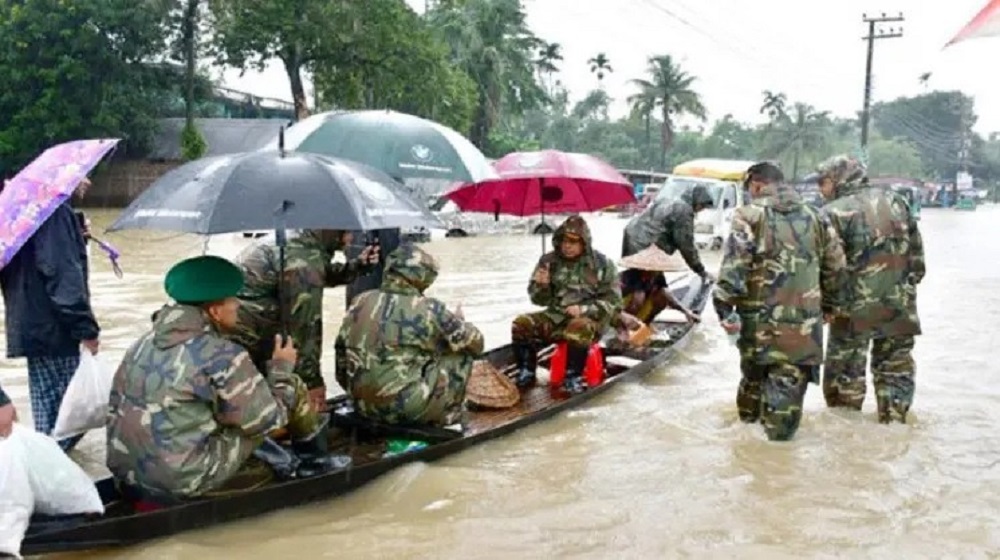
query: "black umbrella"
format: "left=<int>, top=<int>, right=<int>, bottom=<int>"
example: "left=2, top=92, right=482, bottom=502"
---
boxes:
left=108, top=142, right=441, bottom=333
left=108, top=151, right=441, bottom=234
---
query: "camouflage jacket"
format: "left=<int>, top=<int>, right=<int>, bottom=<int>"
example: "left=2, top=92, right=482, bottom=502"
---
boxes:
left=823, top=181, right=924, bottom=337
left=623, top=187, right=713, bottom=276
left=335, top=244, right=484, bottom=404
left=714, top=182, right=846, bottom=365
left=529, top=215, right=622, bottom=325
left=230, top=230, right=372, bottom=389
left=106, top=304, right=296, bottom=499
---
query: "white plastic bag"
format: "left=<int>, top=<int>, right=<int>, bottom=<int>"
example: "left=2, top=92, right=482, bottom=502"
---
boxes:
left=9, top=424, right=104, bottom=516
left=51, top=349, right=115, bottom=440
left=0, top=436, right=33, bottom=558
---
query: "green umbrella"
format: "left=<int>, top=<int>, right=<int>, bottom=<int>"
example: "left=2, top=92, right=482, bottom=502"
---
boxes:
left=277, top=110, right=498, bottom=184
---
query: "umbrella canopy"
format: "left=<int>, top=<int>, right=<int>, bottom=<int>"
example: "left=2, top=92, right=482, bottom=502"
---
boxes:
left=0, top=138, right=120, bottom=270
left=947, top=0, right=1000, bottom=46
left=108, top=150, right=442, bottom=235
left=272, top=110, right=498, bottom=184
left=444, top=150, right=637, bottom=216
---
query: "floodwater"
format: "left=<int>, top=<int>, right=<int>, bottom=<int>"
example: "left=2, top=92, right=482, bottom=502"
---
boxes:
left=2, top=207, right=998, bottom=559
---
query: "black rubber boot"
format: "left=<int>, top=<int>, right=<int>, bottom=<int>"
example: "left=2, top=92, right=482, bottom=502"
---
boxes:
left=562, top=344, right=589, bottom=395
left=253, top=438, right=300, bottom=480
left=513, top=343, right=538, bottom=388
left=292, top=413, right=353, bottom=478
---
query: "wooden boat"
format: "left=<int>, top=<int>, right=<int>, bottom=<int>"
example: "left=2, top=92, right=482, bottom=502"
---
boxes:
left=21, top=276, right=711, bottom=556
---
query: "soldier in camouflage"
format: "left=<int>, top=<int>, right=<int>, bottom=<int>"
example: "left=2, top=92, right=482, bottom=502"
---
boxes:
left=106, top=256, right=349, bottom=504
left=817, top=154, right=925, bottom=423
left=622, top=183, right=715, bottom=280
left=335, top=244, right=484, bottom=428
left=714, top=162, right=846, bottom=441
left=511, top=215, right=622, bottom=394
left=229, top=229, right=378, bottom=412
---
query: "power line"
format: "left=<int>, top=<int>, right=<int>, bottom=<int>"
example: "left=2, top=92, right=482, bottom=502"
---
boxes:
left=860, top=12, right=904, bottom=151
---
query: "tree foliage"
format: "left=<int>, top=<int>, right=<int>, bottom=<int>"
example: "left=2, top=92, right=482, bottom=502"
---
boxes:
left=0, top=0, right=174, bottom=175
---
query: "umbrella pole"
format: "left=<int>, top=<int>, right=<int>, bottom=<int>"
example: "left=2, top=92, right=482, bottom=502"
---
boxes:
left=539, top=178, right=546, bottom=252
left=276, top=227, right=290, bottom=337
left=274, top=199, right=292, bottom=339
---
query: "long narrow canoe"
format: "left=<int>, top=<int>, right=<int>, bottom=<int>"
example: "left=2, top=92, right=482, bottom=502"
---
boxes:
left=21, top=276, right=711, bottom=556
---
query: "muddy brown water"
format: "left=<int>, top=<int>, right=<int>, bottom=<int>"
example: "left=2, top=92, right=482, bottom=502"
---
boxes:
left=2, top=208, right=997, bottom=559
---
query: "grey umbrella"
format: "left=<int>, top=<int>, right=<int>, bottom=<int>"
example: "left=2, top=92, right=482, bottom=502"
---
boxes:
left=108, top=146, right=440, bottom=333
left=107, top=150, right=441, bottom=235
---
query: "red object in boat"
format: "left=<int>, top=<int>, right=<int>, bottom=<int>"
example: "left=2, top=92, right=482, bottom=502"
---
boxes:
left=548, top=342, right=605, bottom=389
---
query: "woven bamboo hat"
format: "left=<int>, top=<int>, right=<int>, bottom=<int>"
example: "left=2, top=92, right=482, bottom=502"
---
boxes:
left=466, top=360, right=520, bottom=409
left=619, top=245, right=691, bottom=272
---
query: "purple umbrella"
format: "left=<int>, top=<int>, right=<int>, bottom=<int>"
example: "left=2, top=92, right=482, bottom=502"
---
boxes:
left=0, top=138, right=120, bottom=270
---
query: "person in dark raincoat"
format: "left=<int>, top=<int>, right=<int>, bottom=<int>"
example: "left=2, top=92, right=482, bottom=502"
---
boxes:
left=511, top=215, right=622, bottom=394
left=336, top=244, right=484, bottom=428
left=0, top=176, right=98, bottom=451
left=620, top=184, right=714, bottom=326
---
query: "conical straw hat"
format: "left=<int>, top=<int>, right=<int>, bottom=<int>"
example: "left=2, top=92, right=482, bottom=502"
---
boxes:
left=619, top=245, right=691, bottom=272
left=466, top=360, right=520, bottom=409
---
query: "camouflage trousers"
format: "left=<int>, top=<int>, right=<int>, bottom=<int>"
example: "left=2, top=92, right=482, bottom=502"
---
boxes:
left=823, top=331, right=916, bottom=423
left=737, top=355, right=811, bottom=442
left=511, top=311, right=604, bottom=346
left=355, top=355, right=474, bottom=427
left=271, top=373, right=322, bottom=439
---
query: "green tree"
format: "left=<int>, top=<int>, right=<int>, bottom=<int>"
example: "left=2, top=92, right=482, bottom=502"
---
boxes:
left=628, top=54, right=707, bottom=169
left=588, top=53, right=613, bottom=87
left=311, top=0, right=476, bottom=134
left=0, top=0, right=174, bottom=174
left=208, top=0, right=347, bottom=121
left=427, top=0, right=547, bottom=149
left=762, top=102, right=830, bottom=180
left=871, top=90, right=975, bottom=180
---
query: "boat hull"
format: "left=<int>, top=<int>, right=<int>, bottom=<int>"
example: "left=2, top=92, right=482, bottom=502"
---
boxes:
left=22, top=276, right=711, bottom=556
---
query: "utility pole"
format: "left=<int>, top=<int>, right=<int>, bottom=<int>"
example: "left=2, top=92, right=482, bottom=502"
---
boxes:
left=860, top=12, right=904, bottom=150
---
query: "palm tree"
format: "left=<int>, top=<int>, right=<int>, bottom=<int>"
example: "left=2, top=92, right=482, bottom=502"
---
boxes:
left=628, top=54, right=706, bottom=169
left=588, top=52, right=613, bottom=86
left=760, top=90, right=787, bottom=121
left=763, top=102, right=830, bottom=179
left=536, top=41, right=562, bottom=94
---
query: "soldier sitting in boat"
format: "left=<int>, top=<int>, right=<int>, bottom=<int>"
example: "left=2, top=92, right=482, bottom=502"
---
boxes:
left=230, top=229, right=379, bottom=413
left=106, top=256, right=349, bottom=506
left=335, top=244, right=484, bottom=429
left=511, top=215, right=622, bottom=394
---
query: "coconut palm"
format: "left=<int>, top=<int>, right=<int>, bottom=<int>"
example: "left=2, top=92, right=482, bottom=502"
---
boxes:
left=627, top=54, right=706, bottom=169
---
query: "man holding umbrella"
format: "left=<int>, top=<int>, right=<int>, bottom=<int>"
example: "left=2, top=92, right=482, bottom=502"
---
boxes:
left=231, top=229, right=380, bottom=411
left=1, top=175, right=100, bottom=451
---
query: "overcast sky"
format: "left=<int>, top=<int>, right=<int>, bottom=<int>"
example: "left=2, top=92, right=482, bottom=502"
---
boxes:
left=216, top=0, right=999, bottom=134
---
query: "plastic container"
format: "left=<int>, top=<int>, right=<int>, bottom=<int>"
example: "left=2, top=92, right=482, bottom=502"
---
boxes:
left=382, top=439, right=428, bottom=458
left=549, top=342, right=605, bottom=388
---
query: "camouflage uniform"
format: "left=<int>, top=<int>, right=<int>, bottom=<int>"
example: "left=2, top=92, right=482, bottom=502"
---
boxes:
left=622, top=184, right=714, bottom=276
left=511, top=215, right=622, bottom=391
left=230, top=230, right=372, bottom=389
left=713, top=181, right=846, bottom=441
left=335, top=244, right=484, bottom=427
left=818, top=155, right=925, bottom=423
left=106, top=304, right=319, bottom=501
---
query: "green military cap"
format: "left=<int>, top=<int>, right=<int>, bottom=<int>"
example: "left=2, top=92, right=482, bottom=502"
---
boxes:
left=164, top=255, right=244, bottom=304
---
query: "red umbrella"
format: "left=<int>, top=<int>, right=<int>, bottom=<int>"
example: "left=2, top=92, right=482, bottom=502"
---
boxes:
left=445, top=150, right=636, bottom=217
